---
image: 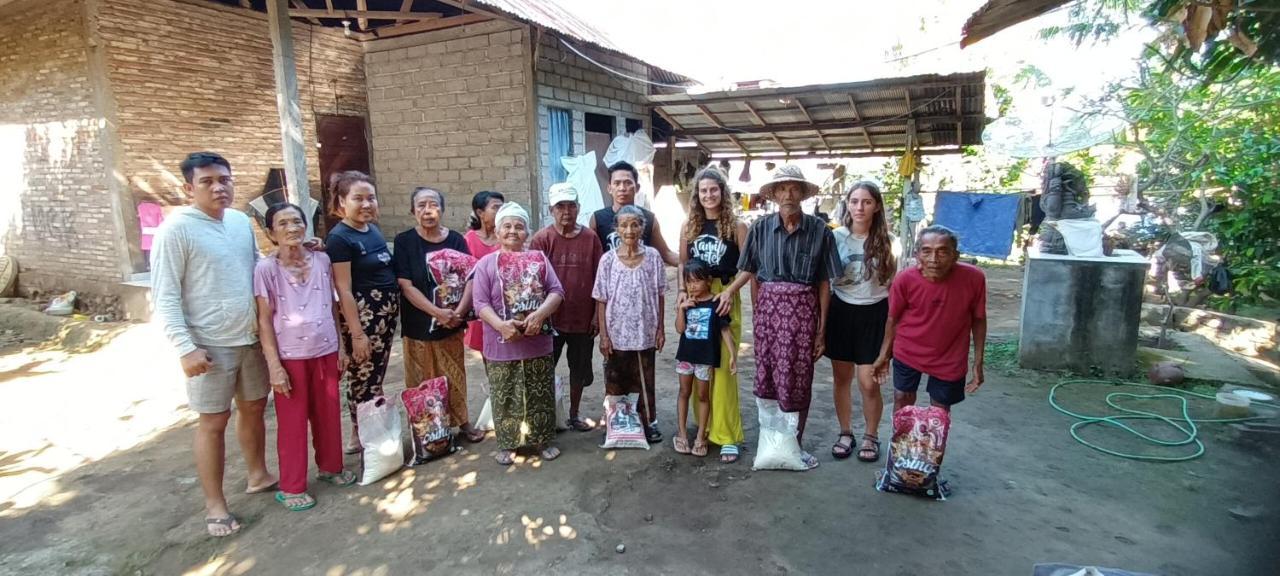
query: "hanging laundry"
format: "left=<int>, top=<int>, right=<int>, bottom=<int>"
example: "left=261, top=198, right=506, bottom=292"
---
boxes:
left=932, top=192, right=1023, bottom=259
left=562, top=151, right=606, bottom=226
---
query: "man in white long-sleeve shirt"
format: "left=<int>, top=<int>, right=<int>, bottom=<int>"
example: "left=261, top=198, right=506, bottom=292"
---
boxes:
left=150, top=152, right=275, bottom=537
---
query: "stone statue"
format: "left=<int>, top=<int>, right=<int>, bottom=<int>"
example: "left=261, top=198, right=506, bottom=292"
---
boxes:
left=1038, top=162, right=1097, bottom=255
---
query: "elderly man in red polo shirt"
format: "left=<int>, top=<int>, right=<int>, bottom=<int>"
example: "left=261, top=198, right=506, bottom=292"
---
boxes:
left=872, top=225, right=987, bottom=411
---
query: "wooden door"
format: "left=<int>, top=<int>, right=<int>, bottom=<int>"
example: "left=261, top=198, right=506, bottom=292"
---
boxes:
left=316, top=115, right=370, bottom=234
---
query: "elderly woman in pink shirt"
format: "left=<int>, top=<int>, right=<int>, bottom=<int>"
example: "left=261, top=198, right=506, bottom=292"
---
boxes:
left=254, top=203, right=356, bottom=511
left=472, top=202, right=565, bottom=465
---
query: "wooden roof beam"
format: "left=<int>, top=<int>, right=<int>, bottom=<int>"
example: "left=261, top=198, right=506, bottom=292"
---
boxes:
left=356, top=0, right=368, bottom=31
left=399, top=0, right=414, bottom=22
left=696, top=104, right=723, bottom=128
left=847, top=94, right=873, bottom=151
left=672, top=114, right=961, bottom=137
left=290, top=1, right=322, bottom=25
left=741, top=101, right=767, bottom=126
left=354, top=13, right=490, bottom=40
left=289, top=8, right=442, bottom=20
left=725, top=133, right=749, bottom=154
left=653, top=107, right=684, bottom=130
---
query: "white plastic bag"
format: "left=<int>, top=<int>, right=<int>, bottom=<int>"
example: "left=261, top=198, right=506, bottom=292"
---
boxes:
left=1047, top=219, right=1104, bottom=257
left=476, top=397, right=494, bottom=431
left=44, top=291, right=76, bottom=316
left=601, top=394, right=649, bottom=450
left=356, top=396, right=405, bottom=486
left=751, top=398, right=806, bottom=471
left=562, top=151, right=605, bottom=226
left=554, top=375, right=569, bottom=431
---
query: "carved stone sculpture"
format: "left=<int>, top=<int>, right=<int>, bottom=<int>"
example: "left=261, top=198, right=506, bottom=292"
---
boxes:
left=1038, top=162, right=1097, bottom=255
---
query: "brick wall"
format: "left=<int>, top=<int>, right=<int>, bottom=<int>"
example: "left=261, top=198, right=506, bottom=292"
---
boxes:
left=535, top=32, right=650, bottom=218
left=363, top=20, right=532, bottom=234
left=98, top=0, right=367, bottom=231
left=0, top=0, right=125, bottom=286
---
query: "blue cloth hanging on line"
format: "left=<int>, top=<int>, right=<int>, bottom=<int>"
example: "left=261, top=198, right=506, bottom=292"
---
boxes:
left=932, top=192, right=1023, bottom=259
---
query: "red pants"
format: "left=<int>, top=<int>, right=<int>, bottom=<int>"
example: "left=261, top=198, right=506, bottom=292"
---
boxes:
left=276, top=353, right=342, bottom=494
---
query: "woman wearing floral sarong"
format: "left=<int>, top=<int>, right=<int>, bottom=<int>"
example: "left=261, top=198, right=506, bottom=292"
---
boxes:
left=472, top=202, right=565, bottom=465
left=326, top=171, right=399, bottom=453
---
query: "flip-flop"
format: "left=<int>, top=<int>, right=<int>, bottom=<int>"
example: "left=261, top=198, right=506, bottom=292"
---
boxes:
left=244, top=480, right=278, bottom=494
left=672, top=436, right=691, bottom=454
left=566, top=417, right=594, bottom=432
left=832, top=432, right=856, bottom=460
left=856, top=435, right=882, bottom=463
left=800, top=451, right=820, bottom=470
left=205, top=515, right=241, bottom=537
left=691, top=439, right=708, bottom=457
left=645, top=426, right=663, bottom=444
left=539, top=446, right=561, bottom=461
left=463, top=427, right=487, bottom=443
left=719, top=444, right=740, bottom=464
left=318, top=469, right=357, bottom=487
left=275, top=491, right=316, bottom=512
left=495, top=450, right=516, bottom=466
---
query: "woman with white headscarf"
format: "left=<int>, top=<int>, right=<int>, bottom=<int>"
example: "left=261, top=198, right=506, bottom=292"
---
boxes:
left=471, top=202, right=566, bottom=465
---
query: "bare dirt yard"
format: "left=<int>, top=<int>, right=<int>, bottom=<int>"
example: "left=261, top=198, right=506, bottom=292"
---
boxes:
left=2, top=266, right=1278, bottom=575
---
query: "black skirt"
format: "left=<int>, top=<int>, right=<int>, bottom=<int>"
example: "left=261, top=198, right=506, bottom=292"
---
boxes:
left=824, top=297, right=889, bottom=364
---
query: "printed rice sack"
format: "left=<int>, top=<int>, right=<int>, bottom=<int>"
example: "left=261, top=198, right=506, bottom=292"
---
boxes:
left=875, top=405, right=951, bottom=500
left=425, top=249, right=477, bottom=332
left=401, top=377, right=457, bottom=465
left=752, top=398, right=807, bottom=471
left=600, top=393, right=648, bottom=450
left=356, top=396, right=405, bottom=486
left=497, top=251, right=555, bottom=340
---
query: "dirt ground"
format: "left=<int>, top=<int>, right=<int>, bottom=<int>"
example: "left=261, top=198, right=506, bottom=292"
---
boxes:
left=2, top=266, right=1278, bottom=575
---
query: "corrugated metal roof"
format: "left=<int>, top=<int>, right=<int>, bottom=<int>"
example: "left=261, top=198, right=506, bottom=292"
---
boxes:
left=472, top=0, right=697, bottom=88
left=650, top=72, right=987, bottom=157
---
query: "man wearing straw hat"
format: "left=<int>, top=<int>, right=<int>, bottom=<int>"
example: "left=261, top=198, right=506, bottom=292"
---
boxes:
left=718, top=165, right=841, bottom=470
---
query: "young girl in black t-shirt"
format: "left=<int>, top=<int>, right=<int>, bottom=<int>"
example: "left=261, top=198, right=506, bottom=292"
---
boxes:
left=674, top=260, right=737, bottom=457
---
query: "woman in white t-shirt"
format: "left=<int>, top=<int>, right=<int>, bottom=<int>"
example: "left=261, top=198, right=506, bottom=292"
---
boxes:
left=825, top=181, right=897, bottom=463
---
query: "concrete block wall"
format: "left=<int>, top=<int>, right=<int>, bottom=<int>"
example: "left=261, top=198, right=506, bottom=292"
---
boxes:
left=364, top=20, right=532, bottom=234
left=535, top=32, right=650, bottom=218
left=99, top=0, right=367, bottom=216
left=0, top=0, right=367, bottom=297
left=0, top=0, right=124, bottom=287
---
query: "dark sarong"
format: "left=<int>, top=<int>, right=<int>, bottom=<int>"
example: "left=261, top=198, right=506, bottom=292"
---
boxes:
left=753, top=282, right=817, bottom=412
left=485, top=355, right=556, bottom=450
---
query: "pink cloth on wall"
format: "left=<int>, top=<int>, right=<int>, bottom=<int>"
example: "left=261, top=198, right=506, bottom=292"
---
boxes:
left=138, top=202, right=164, bottom=251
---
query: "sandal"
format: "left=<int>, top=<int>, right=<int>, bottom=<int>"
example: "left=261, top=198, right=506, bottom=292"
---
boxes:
left=462, top=426, right=487, bottom=443
left=645, top=425, right=663, bottom=444
left=691, top=439, right=708, bottom=457
left=673, top=436, right=691, bottom=455
left=832, top=432, right=856, bottom=460
left=205, top=515, right=241, bottom=538
left=800, top=451, right=820, bottom=471
left=566, top=417, right=594, bottom=432
left=856, top=435, right=881, bottom=463
left=719, top=444, right=740, bottom=464
left=318, top=469, right=357, bottom=487
left=539, top=446, right=561, bottom=461
left=275, top=491, right=316, bottom=512
left=244, top=479, right=278, bottom=494
left=495, top=450, right=516, bottom=466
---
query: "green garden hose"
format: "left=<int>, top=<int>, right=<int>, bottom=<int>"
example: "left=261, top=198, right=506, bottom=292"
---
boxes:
left=1048, top=379, right=1280, bottom=462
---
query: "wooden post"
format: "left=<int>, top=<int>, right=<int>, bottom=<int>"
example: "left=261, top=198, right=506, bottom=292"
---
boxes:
left=265, top=0, right=315, bottom=236
left=900, top=119, right=917, bottom=256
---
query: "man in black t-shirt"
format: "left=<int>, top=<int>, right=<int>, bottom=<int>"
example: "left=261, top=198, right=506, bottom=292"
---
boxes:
left=588, top=161, right=680, bottom=266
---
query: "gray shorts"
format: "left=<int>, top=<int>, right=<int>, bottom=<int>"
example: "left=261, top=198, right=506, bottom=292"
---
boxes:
left=185, top=344, right=270, bottom=414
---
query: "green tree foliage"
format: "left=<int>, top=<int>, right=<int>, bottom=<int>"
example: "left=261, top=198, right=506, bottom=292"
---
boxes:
left=1116, top=58, right=1280, bottom=303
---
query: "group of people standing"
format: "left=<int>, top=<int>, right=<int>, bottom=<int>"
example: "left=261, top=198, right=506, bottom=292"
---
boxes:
left=154, top=150, right=987, bottom=538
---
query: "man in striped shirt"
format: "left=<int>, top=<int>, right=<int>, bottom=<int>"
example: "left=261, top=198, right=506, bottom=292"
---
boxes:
left=719, top=165, right=841, bottom=470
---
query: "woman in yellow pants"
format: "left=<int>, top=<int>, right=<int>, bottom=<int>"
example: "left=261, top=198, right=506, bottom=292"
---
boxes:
left=679, top=166, right=747, bottom=463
